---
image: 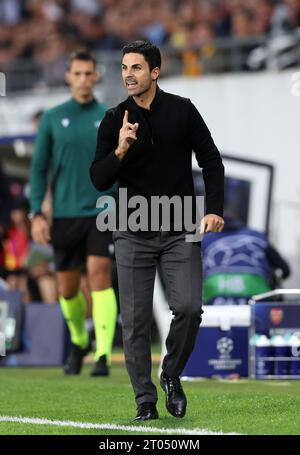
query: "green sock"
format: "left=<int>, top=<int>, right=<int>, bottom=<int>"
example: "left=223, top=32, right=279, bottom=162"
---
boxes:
left=59, top=292, right=89, bottom=349
left=92, top=288, right=117, bottom=365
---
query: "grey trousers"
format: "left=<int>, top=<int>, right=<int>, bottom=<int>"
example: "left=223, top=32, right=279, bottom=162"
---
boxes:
left=113, top=230, right=203, bottom=405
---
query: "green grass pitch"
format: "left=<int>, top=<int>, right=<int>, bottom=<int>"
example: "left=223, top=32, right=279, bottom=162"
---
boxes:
left=1, top=361, right=300, bottom=435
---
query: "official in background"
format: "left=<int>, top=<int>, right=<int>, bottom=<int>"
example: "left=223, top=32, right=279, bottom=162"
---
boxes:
left=30, top=50, right=117, bottom=377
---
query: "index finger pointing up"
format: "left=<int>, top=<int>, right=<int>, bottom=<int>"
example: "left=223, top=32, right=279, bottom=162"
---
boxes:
left=123, top=110, right=128, bottom=126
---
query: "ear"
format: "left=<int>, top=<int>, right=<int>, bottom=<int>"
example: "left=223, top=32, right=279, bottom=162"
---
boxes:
left=65, top=70, right=71, bottom=85
left=151, top=67, right=160, bottom=82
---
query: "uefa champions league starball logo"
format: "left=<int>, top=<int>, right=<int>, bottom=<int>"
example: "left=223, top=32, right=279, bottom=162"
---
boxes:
left=217, top=337, right=234, bottom=355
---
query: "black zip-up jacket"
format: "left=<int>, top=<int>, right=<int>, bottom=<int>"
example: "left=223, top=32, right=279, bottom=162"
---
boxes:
left=90, top=87, right=224, bottom=233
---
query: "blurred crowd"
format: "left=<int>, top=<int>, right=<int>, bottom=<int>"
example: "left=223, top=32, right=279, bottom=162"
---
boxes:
left=0, top=161, right=57, bottom=303
left=0, top=0, right=300, bottom=68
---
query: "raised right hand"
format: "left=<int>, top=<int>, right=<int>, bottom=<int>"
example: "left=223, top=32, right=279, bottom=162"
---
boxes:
left=115, top=110, right=139, bottom=160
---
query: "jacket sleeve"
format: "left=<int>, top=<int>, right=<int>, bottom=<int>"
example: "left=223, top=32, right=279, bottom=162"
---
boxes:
left=30, top=112, right=52, bottom=213
left=188, top=100, right=224, bottom=217
left=90, top=111, right=122, bottom=191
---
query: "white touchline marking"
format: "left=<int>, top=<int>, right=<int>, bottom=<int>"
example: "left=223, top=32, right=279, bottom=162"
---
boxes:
left=0, top=415, right=241, bottom=435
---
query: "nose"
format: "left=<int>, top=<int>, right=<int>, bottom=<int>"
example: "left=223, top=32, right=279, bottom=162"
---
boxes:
left=123, top=68, right=133, bottom=78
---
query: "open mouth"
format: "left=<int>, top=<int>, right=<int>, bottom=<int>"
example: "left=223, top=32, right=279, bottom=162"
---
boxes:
left=126, top=81, right=138, bottom=88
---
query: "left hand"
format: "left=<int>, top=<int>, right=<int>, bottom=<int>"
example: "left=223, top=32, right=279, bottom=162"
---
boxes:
left=199, top=214, right=224, bottom=234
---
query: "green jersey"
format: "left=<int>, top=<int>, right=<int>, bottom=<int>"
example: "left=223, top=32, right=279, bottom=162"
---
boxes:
left=30, top=97, right=113, bottom=218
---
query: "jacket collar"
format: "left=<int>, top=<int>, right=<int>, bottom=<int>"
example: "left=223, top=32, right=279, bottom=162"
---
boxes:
left=127, top=86, right=163, bottom=111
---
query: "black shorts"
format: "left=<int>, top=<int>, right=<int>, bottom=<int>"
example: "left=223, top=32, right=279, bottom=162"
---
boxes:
left=51, top=217, right=114, bottom=271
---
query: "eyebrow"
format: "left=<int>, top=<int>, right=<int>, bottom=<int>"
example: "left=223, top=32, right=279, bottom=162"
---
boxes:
left=122, top=63, right=143, bottom=69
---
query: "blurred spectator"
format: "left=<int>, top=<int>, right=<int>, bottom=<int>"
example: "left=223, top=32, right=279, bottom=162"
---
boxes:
left=2, top=197, right=31, bottom=303
left=231, top=8, right=256, bottom=39
left=181, top=22, right=216, bottom=76
left=0, top=162, right=13, bottom=280
left=1, top=1, right=300, bottom=87
left=0, top=162, right=13, bottom=232
left=1, top=112, right=58, bottom=303
left=0, top=0, right=23, bottom=25
left=253, top=0, right=277, bottom=36
left=71, top=0, right=102, bottom=16
left=2, top=188, right=57, bottom=304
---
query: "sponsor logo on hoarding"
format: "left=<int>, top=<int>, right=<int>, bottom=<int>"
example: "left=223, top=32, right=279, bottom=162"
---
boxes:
left=217, top=337, right=234, bottom=355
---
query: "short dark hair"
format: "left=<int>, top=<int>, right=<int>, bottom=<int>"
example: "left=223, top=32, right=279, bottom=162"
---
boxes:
left=67, top=49, right=96, bottom=70
left=122, top=41, right=161, bottom=70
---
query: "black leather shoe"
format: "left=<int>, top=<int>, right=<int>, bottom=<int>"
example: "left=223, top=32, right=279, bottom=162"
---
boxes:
left=90, top=355, right=110, bottom=377
left=64, top=340, right=91, bottom=375
left=160, top=372, right=187, bottom=418
left=133, top=403, right=159, bottom=421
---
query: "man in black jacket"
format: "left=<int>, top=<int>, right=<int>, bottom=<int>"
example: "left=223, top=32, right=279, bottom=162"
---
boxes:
left=90, top=41, right=224, bottom=421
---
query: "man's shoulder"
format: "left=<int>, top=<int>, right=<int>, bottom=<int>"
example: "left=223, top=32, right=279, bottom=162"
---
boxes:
left=159, top=90, right=191, bottom=111
left=103, top=100, right=127, bottom=121
left=160, top=90, right=191, bottom=108
left=110, top=98, right=128, bottom=113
